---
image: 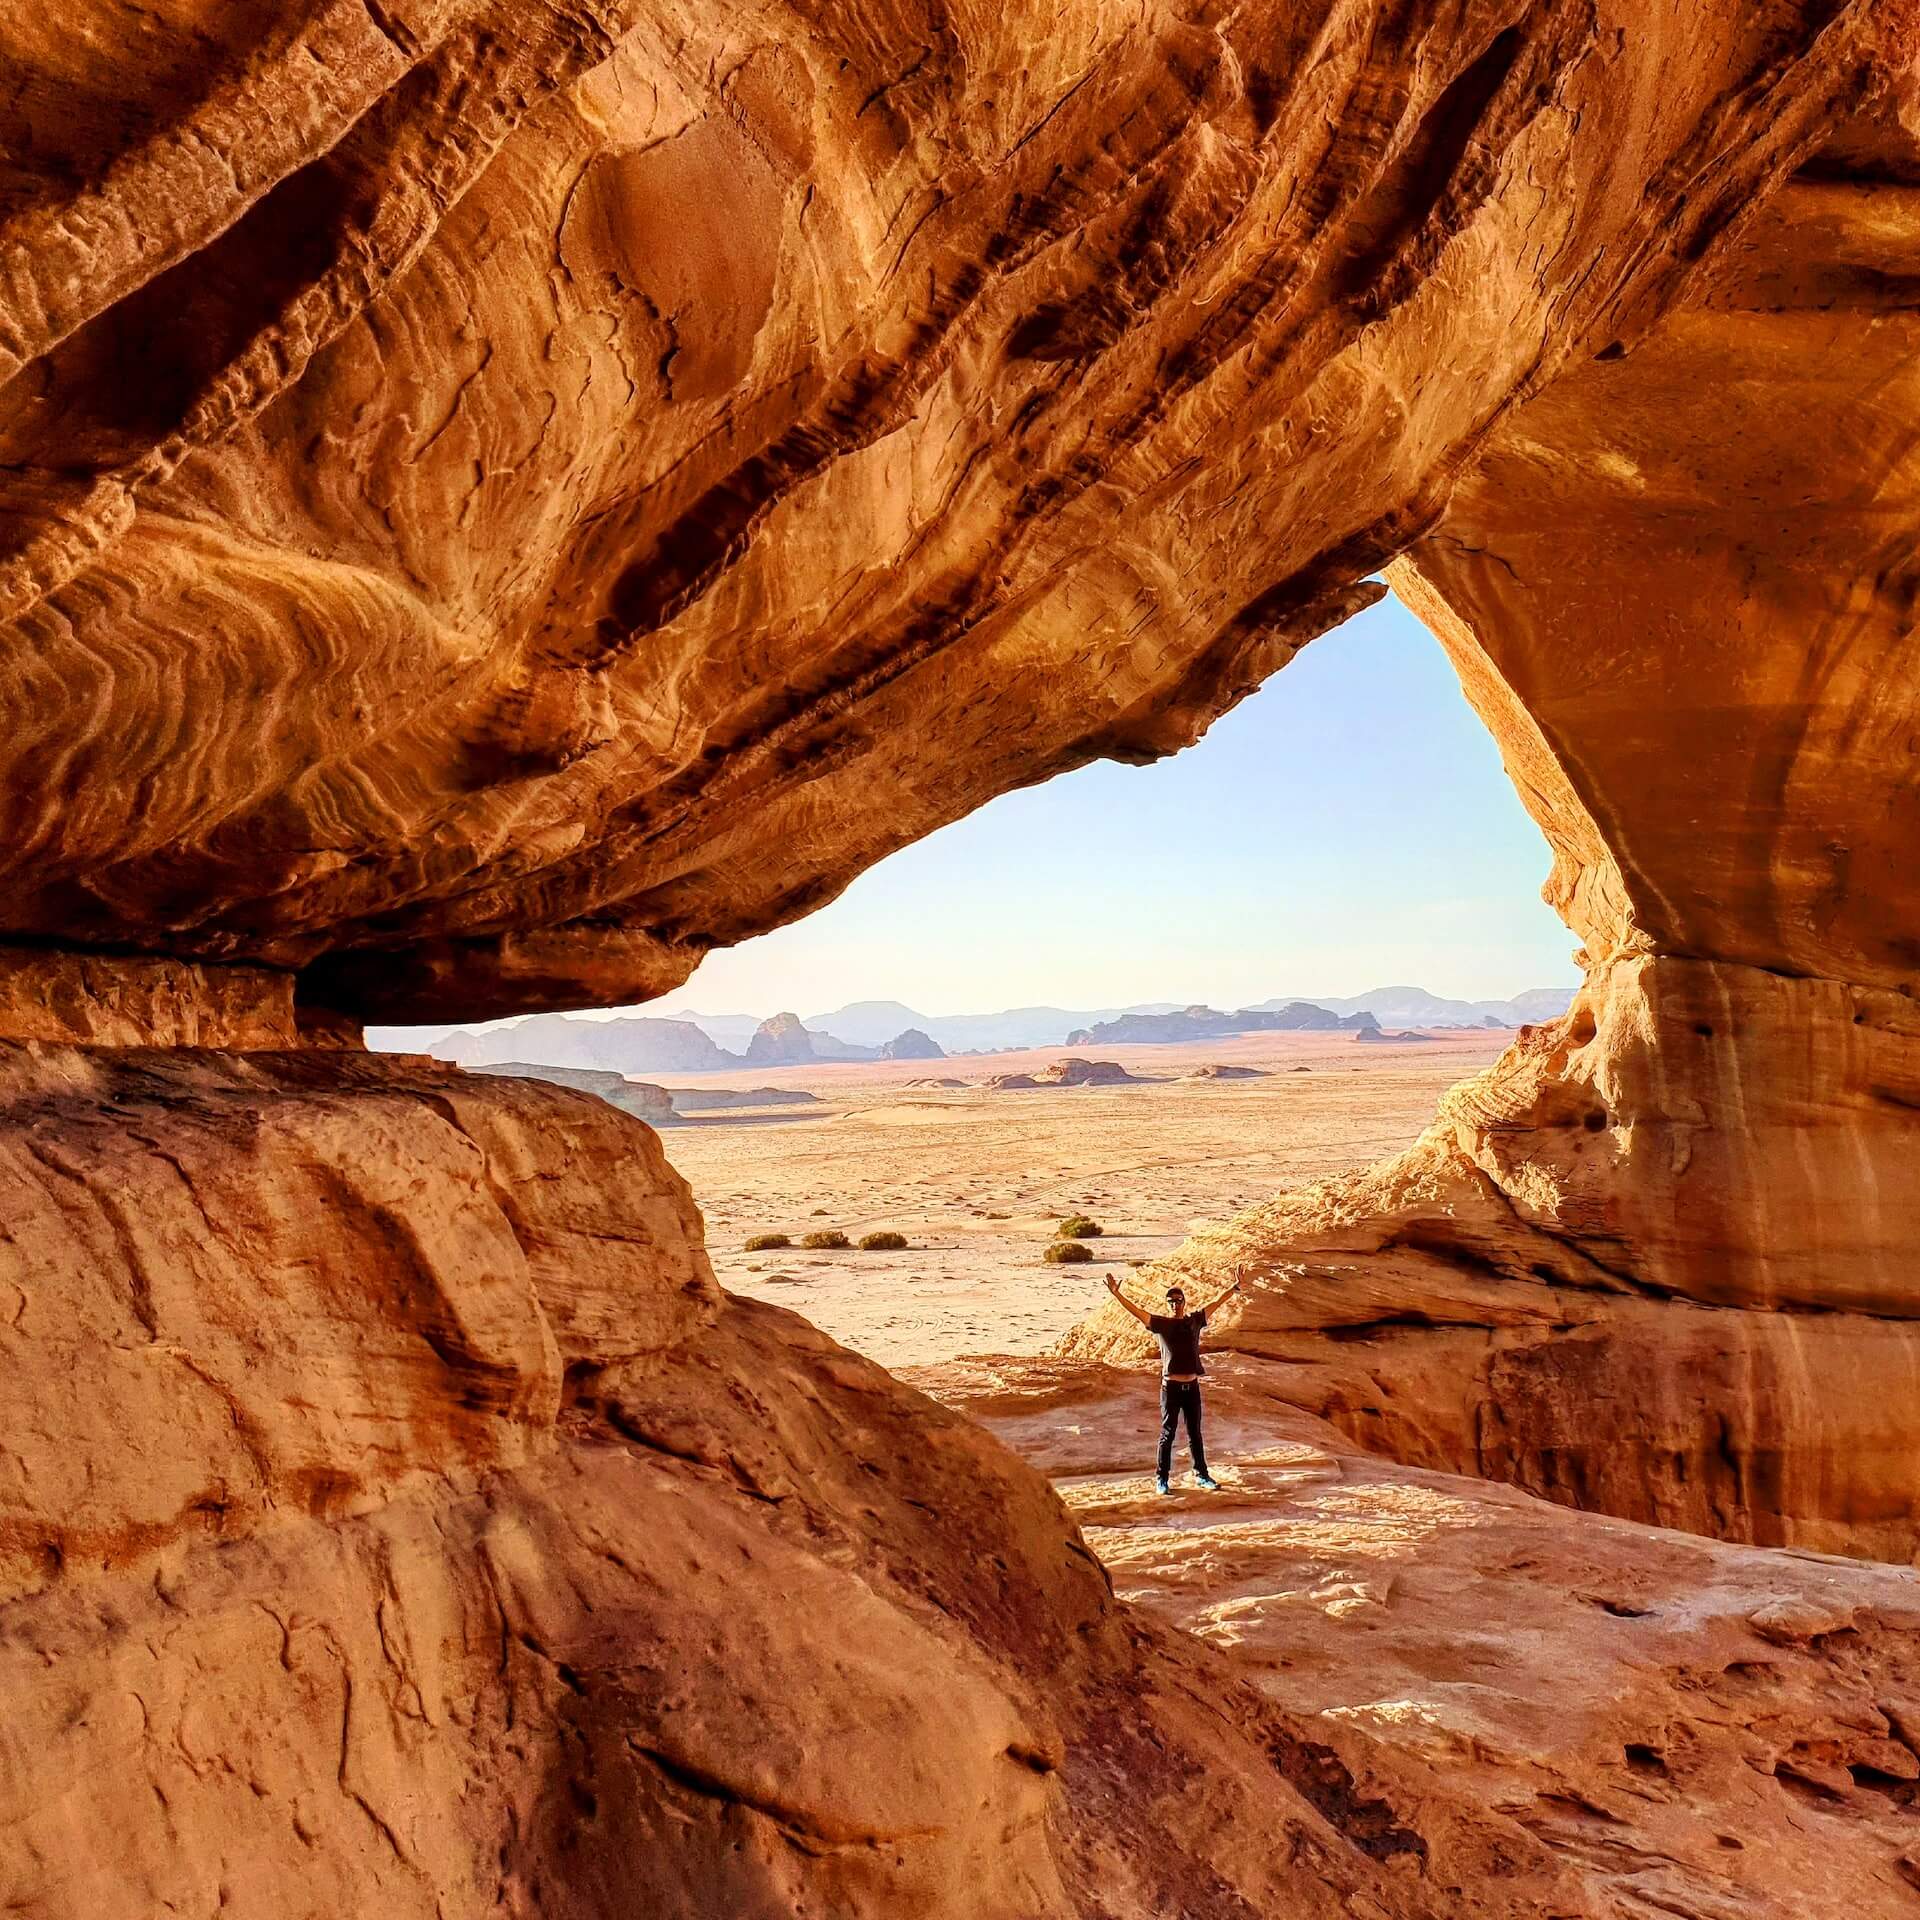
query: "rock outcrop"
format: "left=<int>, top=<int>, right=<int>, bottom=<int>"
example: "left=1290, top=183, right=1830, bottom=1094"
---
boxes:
left=1033, top=1058, right=1143, bottom=1087
left=467, top=1058, right=677, bottom=1124
left=1068, top=1004, right=1375, bottom=1046
left=742, top=1011, right=817, bottom=1067
left=7, top=2, right=1920, bottom=1911
left=877, top=1027, right=945, bottom=1060
left=441, top=1014, right=736, bottom=1076
left=1068, top=83, right=1920, bottom=1558
left=3, top=1, right=1908, bottom=1025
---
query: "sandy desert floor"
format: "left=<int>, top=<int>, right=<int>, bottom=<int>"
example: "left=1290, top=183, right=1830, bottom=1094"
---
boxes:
left=656, top=1028, right=1509, bottom=1367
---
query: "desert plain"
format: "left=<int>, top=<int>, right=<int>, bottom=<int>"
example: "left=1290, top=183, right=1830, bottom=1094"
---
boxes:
left=657, top=1028, right=1507, bottom=1366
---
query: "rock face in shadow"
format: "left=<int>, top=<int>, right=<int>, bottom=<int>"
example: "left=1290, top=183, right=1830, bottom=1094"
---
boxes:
left=918, top=1353, right=1920, bottom=1920
left=0, top=1048, right=1612, bottom=1918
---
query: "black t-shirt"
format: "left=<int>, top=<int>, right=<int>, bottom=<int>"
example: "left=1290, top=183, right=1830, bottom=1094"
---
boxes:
left=1147, top=1309, right=1207, bottom=1377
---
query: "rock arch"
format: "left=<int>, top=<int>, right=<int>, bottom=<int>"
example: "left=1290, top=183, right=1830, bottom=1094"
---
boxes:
left=2, top=2, right=1918, bottom=1910
left=1073, top=122, right=1920, bottom=1558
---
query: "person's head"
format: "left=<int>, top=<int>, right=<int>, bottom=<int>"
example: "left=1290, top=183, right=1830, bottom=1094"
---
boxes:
left=1165, top=1285, right=1187, bottom=1317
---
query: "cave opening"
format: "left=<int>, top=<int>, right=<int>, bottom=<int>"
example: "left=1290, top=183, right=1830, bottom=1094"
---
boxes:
left=369, top=587, right=1579, bottom=1375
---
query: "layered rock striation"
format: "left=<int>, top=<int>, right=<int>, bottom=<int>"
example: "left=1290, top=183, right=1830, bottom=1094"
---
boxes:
left=3, top=1, right=1909, bottom=1022
left=6, top=2, right=1920, bottom=1912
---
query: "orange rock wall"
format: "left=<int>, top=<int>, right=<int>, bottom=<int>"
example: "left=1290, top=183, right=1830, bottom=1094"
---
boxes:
left=1069, top=129, right=1920, bottom=1555
left=2, top=1, right=1909, bottom=1017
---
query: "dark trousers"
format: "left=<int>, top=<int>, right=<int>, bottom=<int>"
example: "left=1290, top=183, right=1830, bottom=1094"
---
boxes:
left=1158, top=1378, right=1208, bottom=1481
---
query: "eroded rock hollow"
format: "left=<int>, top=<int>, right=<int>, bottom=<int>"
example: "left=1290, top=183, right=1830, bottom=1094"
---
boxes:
left=4, top=0, right=1920, bottom=1910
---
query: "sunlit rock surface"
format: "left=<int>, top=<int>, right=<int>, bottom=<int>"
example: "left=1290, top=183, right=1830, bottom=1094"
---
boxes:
left=6, top=1, right=1920, bottom=1911
left=919, top=1353, right=1920, bottom=1920
left=0, top=1054, right=1616, bottom=1918
left=2, top=1, right=1907, bottom=1019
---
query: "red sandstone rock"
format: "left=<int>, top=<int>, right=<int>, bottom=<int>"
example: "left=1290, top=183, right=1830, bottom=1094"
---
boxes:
left=2, top=3, right=1910, bottom=1022
left=1067, top=107, right=1920, bottom=1556
left=5, top=5, right=1920, bottom=1912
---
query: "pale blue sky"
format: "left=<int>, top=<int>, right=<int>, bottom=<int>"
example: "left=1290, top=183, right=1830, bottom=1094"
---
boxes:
left=659, top=588, right=1580, bottom=1018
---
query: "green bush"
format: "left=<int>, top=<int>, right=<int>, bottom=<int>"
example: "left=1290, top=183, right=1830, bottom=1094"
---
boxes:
left=1044, top=1240, right=1093, bottom=1265
left=858, top=1230, right=909, bottom=1251
left=743, top=1232, right=790, bottom=1251
left=1056, top=1214, right=1102, bottom=1240
left=801, top=1229, right=851, bottom=1250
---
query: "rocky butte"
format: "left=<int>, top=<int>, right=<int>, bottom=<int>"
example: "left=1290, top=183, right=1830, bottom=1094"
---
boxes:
left=1, top=3, right=1918, bottom=1915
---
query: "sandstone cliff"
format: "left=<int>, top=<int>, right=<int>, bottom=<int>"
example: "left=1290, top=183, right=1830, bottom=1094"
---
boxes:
left=3, top=1, right=1907, bottom=1026
left=0, top=1033, right=1630, bottom=1918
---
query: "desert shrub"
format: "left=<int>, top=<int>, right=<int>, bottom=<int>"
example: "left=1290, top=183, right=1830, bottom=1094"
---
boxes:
left=858, top=1230, right=909, bottom=1251
left=801, top=1229, right=851, bottom=1250
left=1044, top=1240, right=1093, bottom=1264
left=744, top=1232, right=790, bottom=1251
left=1056, top=1214, right=1103, bottom=1240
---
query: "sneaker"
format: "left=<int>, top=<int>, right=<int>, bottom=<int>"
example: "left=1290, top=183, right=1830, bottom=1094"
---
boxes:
left=1154, top=1478, right=1171, bottom=1496
left=1194, top=1474, right=1220, bottom=1491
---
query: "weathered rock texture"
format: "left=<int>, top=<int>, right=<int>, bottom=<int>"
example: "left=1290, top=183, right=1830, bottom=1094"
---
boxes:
left=0, top=1050, right=1624, bottom=1918
left=8, top=1, right=1920, bottom=1909
left=920, top=1353, right=1920, bottom=1920
left=1069, top=86, right=1920, bottom=1558
left=3, top=1, right=1912, bottom=1023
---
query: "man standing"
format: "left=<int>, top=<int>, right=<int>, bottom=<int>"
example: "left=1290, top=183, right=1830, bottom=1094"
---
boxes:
left=1105, top=1270, right=1244, bottom=1493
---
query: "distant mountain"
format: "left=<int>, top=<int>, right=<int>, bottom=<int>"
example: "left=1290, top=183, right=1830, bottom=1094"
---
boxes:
left=1508, top=987, right=1581, bottom=1022
left=465, top=1061, right=676, bottom=1122
left=1246, top=984, right=1576, bottom=1028
left=1067, top=1004, right=1377, bottom=1046
left=385, top=984, right=1575, bottom=1070
left=801, top=1000, right=930, bottom=1046
left=424, top=1007, right=904, bottom=1074
left=801, top=1001, right=1183, bottom=1052
left=645, top=1008, right=765, bottom=1048
left=437, top=1014, right=734, bottom=1074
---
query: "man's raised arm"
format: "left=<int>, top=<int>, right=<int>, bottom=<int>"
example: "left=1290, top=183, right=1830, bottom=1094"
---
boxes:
left=1104, top=1273, right=1154, bottom=1326
left=1199, top=1272, right=1245, bottom=1316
